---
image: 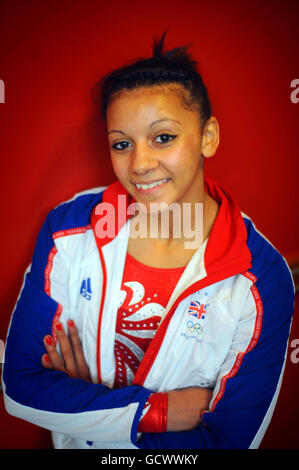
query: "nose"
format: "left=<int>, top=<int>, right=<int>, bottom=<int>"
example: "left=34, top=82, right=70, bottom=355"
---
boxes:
left=130, top=143, right=159, bottom=175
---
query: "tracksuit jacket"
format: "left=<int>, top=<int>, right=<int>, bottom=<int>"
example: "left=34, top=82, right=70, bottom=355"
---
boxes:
left=2, top=178, right=295, bottom=449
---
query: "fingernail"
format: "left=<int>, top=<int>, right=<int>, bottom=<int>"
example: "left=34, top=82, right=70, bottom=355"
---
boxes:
left=55, top=322, right=62, bottom=331
left=45, top=335, right=52, bottom=345
left=44, top=354, right=50, bottom=363
left=68, top=319, right=75, bottom=327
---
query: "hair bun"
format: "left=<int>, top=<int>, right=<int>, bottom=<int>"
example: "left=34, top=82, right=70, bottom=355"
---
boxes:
left=94, top=30, right=212, bottom=126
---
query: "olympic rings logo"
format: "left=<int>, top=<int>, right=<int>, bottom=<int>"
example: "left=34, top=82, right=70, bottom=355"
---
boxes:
left=186, top=320, right=203, bottom=335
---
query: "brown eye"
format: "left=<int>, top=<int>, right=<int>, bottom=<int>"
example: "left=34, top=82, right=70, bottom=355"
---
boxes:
left=155, top=134, right=177, bottom=144
left=112, top=141, right=132, bottom=151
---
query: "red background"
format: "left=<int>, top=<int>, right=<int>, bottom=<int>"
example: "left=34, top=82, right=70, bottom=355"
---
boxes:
left=0, top=0, right=298, bottom=449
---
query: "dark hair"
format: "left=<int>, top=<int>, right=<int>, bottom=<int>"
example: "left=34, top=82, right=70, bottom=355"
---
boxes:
left=92, top=30, right=212, bottom=128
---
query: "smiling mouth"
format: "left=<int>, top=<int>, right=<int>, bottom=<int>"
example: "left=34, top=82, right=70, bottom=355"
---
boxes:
left=134, top=178, right=171, bottom=191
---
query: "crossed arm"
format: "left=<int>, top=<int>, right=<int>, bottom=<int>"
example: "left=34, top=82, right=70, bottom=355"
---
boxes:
left=4, top=270, right=294, bottom=448
left=41, top=319, right=213, bottom=433
left=4, top=206, right=295, bottom=448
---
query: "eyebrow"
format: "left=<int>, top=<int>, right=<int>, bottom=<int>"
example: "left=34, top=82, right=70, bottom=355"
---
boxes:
left=108, top=118, right=181, bottom=135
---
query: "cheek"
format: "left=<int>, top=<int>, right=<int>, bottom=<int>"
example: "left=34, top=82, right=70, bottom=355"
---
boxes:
left=167, top=143, right=199, bottom=175
left=166, top=144, right=187, bottom=166
left=110, top=156, right=127, bottom=181
left=184, top=132, right=202, bottom=156
left=182, top=136, right=202, bottom=171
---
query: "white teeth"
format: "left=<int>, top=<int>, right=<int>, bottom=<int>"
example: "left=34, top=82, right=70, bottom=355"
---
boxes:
left=136, top=178, right=169, bottom=190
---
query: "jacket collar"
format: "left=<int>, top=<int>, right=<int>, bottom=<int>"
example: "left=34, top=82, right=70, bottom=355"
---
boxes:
left=203, top=178, right=252, bottom=278
left=91, top=178, right=252, bottom=278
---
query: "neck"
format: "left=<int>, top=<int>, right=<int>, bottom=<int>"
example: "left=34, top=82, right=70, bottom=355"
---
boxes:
left=129, top=191, right=219, bottom=251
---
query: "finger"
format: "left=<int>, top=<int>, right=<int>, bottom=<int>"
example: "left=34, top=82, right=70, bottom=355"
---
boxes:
left=43, top=334, right=66, bottom=373
left=54, top=322, right=77, bottom=377
left=67, top=319, right=91, bottom=381
left=41, top=353, right=53, bottom=369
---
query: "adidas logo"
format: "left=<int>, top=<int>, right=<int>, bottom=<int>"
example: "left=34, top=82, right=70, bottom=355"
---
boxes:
left=80, top=278, right=92, bottom=300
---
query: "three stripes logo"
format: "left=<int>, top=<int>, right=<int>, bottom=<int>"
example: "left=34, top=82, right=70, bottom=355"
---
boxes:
left=80, top=278, right=92, bottom=300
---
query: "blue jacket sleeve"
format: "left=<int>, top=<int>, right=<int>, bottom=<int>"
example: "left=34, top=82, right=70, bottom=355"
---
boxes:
left=136, top=254, right=295, bottom=449
left=2, top=211, right=152, bottom=446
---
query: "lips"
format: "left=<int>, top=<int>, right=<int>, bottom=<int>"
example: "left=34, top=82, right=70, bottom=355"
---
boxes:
left=133, top=178, right=171, bottom=194
left=134, top=178, right=170, bottom=189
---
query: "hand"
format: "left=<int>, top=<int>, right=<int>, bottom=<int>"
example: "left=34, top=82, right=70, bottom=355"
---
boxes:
left=167, top=386, right=213, bottom=431
left=42, top=319, right=91, bottom=382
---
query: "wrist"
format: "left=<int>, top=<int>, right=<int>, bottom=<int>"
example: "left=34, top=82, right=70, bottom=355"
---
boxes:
left=138, top=392, right=168, bottom=433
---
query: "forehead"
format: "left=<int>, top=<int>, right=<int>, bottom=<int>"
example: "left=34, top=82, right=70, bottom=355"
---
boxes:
left=106, top=84, right=199, bottom=127
left=110, top=83, right=186, bottom=99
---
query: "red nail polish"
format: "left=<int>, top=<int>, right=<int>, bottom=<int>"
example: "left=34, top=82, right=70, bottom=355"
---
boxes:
left=44, top=354, right=50, bottom=363
left=45, top=336, right=52, bottom=345
left=55, top=322, right=62, bottom=331
left=68, top=319, right=75, bottom=327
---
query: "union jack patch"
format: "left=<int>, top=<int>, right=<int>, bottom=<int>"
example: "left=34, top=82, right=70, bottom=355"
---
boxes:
left=188, top=300, right=206, bottom=320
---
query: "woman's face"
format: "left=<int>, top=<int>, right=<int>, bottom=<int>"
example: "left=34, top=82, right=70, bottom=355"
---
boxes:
left=106, top=85, right=216, bottom=211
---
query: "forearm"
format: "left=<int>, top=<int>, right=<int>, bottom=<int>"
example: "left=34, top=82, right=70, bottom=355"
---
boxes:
left=3, top=362, right=152, bottom=443
left=3, top=276, right=152, bottom=444
left=167, top=387, right=213, bottom=431
left=138, top=387, right=213, bottom=433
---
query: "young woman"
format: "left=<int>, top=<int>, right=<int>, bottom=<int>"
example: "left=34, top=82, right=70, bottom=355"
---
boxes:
left=2, top=33, right=295, bottom=449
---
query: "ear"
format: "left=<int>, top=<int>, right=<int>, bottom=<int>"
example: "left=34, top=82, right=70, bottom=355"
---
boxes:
left=201, top=117, right=220, bottom=158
